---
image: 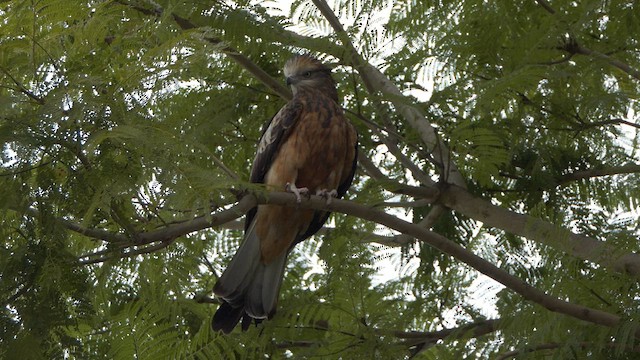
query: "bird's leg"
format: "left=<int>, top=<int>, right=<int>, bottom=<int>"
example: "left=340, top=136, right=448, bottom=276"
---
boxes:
left=316, top=189, right=338, bottom=205
left=285, top=182, right=309, bottom=203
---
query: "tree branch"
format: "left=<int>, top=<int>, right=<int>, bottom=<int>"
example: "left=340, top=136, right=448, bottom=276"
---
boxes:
left=549, top=26, right=640, bottom=82
left=438, top=185, right=640, bottom=277
left=383, top=318, right=501, bottom=353
left=20, top=183, right=632, bottom=331
left=579, top=118, right=640, bottom=130
left=79, top=237, right=176, bottom=265
left=575, top=44, right=640, bottom=81
left=497, top=340, right=640, bottom=359
left=0, top=66, right=45, bottom=104
left=259, top=192, right=624, bottom=331
left=76, top=195, right=257, bottom=263
left=114, top=0, right=291, bottom=100
left=310, top=0, right=467, bottom=188
left=21, top=207, right=128, bottom=243
left=537, top=0, right=640, bottom=81
left=534, top=0, right=556, bottom=14
left=558, top=163, right=640, bottom=185
left=357, top=153, right=441, bottom=200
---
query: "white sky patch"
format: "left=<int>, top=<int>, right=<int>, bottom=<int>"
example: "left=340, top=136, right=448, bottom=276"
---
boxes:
left=2, top=147, right=18, bottom=167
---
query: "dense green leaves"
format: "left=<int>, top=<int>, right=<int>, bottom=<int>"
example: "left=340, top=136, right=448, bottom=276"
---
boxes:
left=1, top=0, right=639, bottom=358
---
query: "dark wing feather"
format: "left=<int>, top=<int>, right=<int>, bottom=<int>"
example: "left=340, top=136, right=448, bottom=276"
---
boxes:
left=244, top=100, right=303, bottom=232
left=337, top=134, right=359, bottom=198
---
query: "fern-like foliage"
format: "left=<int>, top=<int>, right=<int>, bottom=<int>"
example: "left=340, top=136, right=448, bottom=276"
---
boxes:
left=1, top=0, right=640, bottom=359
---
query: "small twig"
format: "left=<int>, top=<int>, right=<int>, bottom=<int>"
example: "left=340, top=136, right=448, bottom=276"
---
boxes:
left=20, top=207, right=128, bottom=243
left=114, top=0, right=292, bottom=100
left=534, top=0, right=556, bottom=14
left=386, top=318, right=500, bottom=354
left=377, top=199, right=433, bottom=208
left=580, top=118, right=640, bottom=130
left=0, top=160, right=53, bottom=176
left=497, top=341, right=640, bottom=360
left=394, top=204, right=447, bottom=245
left=0, top=66, right=45, bottom=104
left=575, top=44, right=640, bottom=81
left=79, top=238, right=176, bottom=265
left=558, top=163, right=640, bottom=185
left=75, top=196, right=258, bottom=264
left=557, top=34, right=640, bottom=82
left=274, top=340, right=316, bottom=349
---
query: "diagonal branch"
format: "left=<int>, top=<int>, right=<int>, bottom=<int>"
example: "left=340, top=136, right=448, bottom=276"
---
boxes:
left=260, top=191, right=624, bottom=331
left=20, top=184, right=634, bottom=331
left=439, top=184, right=640, bottom=277
left=356, top=153, right=640, bottom=277
left=385, top=318, right=501, bottom=354
left=538, top=1, right=640, bottom=81
left=0, top=66, right=45, bottom=104
left=580, top=118, right=640, bottom=130
left=310, top=0, right=466, bottom=188
left=76, top=195, right=257, bottom=262
left=278, top=318, right=501, bottom=353
left=20, top=207, right=128, bottom=243
left=574, top=45, right=640, bottom=81
left=497, top=340, right=640, bottom=359
left=534, top=0, right=556, bottom=14
left=114, top=0, right=291, bottom=100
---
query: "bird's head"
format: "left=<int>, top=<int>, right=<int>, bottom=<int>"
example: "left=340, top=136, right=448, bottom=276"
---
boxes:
left=283, top=54, right=336, bottom=98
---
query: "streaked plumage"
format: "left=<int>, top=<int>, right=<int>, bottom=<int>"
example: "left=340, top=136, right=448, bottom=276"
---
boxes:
left=211, top=55, right=358, bottom=333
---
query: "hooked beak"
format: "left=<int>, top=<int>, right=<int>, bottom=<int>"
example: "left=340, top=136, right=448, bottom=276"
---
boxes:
left=286, top=76, right=295, bottom=86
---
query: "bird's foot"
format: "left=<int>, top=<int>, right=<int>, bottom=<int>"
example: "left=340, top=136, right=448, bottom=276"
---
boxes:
left=285, top=183, right=309, bottom=203
left=316, top=189, right=338, bottom=205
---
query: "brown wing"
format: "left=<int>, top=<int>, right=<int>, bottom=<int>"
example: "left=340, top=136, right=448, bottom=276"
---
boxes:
left=244, top=100, right=303, bottom=232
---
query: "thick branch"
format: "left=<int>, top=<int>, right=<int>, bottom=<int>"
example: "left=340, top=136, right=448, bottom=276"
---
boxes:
left=261, top=192, right=623, bottom=330
left=61, top=167, right=640, bottom=276
left=439, top=185, right=640, bottom=277
left=76, top=196, right=256, bottom=263
left=540, top=1, right=640, bottom=82
left=34, top=186, right=628, bottom=329
left=539, top=0, right=640, bottom=80
left=580, top=118, right=640, bottom=130
left=497, top=341, right=640, bottom=359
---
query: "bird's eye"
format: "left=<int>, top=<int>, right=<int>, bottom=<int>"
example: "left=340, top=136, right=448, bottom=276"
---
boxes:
left=304, top=71, right=312, bottom=78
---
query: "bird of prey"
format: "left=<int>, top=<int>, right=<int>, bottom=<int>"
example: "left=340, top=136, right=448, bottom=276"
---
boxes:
left=211, top=54, right=358, bottom=333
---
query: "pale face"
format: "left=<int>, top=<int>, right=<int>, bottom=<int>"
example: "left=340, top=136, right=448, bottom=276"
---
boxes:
left=283, top=55, right=332, bottom=95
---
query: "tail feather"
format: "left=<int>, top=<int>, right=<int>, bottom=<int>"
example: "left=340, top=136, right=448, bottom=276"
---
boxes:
left=245, top=252, right=287, bottom=318
left=211, top=301, right=244, bottom=333
left=212, top=219, right=289, bottom=333
left=261, top=254, right=287, bottom=318
left=213, top=221, right=261, bottom=305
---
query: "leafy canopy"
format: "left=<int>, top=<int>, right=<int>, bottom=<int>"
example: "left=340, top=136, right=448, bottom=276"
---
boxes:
left=1, top=0, right=639, bottom=359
